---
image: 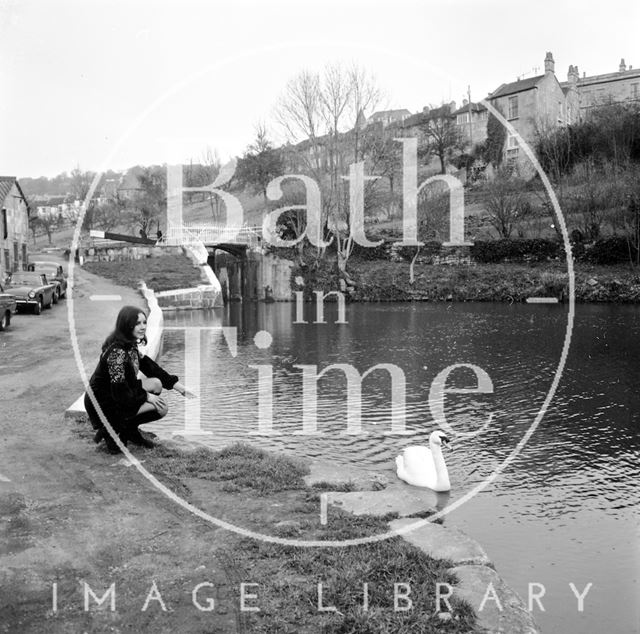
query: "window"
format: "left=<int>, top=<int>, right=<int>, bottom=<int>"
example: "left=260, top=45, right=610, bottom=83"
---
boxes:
left=13, top=242, right=18, bottom=272
left=457, top=113, right=469, bottom=124
left=508, top=95, right=519, bottom=119
left=1, top=208, right=6, bottom=240
left=21, top=244, right=27, bottom=271
left=3, top=249, right=9, bottom=273
left=506, top=134, right=519, bottom=159
left=632, top=83, right=639, bottom=100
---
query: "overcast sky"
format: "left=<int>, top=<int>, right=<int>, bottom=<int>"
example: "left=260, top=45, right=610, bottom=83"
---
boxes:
left=1, top=0, right=638, bottom=178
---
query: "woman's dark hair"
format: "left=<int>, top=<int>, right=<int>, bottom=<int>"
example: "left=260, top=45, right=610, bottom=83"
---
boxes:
left=102, top=305, right=148, bottom=352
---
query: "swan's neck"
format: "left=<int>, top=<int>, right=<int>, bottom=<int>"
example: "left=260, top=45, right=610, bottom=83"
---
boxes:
left=431, top=445, right=450, bottom=486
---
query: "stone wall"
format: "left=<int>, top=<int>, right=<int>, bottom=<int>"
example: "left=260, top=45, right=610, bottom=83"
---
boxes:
left=211, top=249, right=294, bottom=302
left=82, top=243, right=184, bottom=263
left=155, top=286, right=220, bottom=310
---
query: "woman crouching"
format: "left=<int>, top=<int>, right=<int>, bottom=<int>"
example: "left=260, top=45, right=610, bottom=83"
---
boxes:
left=84, top=305, right=189, bottom=452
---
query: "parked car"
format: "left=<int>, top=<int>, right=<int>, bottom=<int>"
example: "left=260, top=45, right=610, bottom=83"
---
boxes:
left=5, top=271, right=56, bottom=314
left=0, top=282, right=17, bottom=330
left=28, top=261, right=67, bottom=300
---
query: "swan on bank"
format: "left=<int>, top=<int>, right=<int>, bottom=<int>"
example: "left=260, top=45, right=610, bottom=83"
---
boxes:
left=395, top=430, right=451, bottom=491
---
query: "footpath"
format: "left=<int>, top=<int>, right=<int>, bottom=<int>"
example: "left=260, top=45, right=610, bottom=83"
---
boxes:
left=0, top=263, right=241, bottom=633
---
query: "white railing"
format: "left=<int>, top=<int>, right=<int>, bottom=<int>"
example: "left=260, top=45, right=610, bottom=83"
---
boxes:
left=165, top=223, right=262, bottom=247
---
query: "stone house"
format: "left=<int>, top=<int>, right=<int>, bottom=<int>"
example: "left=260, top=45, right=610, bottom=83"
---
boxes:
left=563, top=58, right=640, bottom=115
left=487, top=52, right=577, bottom=170
left=366, top=109, right=411, bottom=128
left=452, top=101, right=488, bottom=147
left=0, top=177, right=31, bottom=281
left=483, top=52, right=638, bottom=172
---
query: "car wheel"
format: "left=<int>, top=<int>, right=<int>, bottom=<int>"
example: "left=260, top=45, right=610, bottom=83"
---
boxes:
left=52, top=291, right=59, bottom=304
left=34, top=299, right=42, bottom=315
left=0, top=311, right=8, bottom=331
left=45, top=295, right=53, bottom=309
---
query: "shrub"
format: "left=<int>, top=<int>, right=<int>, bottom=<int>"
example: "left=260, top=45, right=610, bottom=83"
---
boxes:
left=471, top=239, right=563, bottom=263
left=583, top=236, right=639, bottom=265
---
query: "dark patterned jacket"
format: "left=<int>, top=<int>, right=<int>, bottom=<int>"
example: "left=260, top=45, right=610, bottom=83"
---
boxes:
left=87, top=341, right=179, bottom=423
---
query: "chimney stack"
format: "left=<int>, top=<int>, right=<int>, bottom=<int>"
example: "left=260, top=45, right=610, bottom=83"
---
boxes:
left=567, top=64, right=579, bottom=85
left=619, top=58, right=627, bottom=72
left=544, top=52, right=555, bottom=74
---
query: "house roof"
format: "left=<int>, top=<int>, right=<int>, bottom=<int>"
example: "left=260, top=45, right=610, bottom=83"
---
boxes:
left=561, top=66, right=640, bottom=89
left=0, top=176, right=30, bottom=213
left=369, top=108, right=411, bottom=121
left=400, top=104, right=454, bottom=129
left=490, top=74, right=545, bottom=99
left=451, top=102, right=487, bottom=116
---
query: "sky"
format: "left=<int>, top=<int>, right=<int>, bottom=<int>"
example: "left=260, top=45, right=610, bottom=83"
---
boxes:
left=1, top=0, right=639, bottom=179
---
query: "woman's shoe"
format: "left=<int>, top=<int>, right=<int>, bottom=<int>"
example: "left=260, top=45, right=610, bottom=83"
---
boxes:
left=103, top=431, right=125, bottom=454
left=126, top=427, right=155, bottom=448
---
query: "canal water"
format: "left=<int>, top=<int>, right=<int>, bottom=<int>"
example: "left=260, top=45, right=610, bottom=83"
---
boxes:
left=154, top=301, right=640, bottom=634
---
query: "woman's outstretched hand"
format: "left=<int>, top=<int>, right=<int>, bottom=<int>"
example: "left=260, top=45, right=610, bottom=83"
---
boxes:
left=174, top=382, right=197, bottom=399
left=147, top=393, right=168, bottom=416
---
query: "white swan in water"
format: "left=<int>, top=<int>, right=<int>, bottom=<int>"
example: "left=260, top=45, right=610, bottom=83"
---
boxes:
left=396, top=430, right=451, bottom=491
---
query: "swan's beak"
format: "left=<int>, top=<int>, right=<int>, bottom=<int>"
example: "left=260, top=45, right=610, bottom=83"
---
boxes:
left=442, top=437, right=452, bottom=451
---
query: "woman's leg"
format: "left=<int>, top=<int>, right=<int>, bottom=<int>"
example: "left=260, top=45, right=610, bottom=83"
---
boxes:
left=124, top=400, right=168, bottom=447
left=84, top=393, right=126, bottom=453
left=141, top=377, right=162, bottom=395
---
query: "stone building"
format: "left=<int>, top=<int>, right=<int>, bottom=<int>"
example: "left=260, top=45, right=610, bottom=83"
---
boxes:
left=365, top=109, right=411, bottom=128
left=483, top=52, right=638, bottom=171
left=562, top=58, right=640, bottom=114
left=487, top=52, right=577, bottom=169
left=452, top=101, right=488, bottom=146
left=0, top=177, right=31, bottom=281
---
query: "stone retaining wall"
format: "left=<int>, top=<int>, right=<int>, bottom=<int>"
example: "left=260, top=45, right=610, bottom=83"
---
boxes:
left=155, top=286, right=220, bottom=310
left=82, top=243, right=184, bottom=263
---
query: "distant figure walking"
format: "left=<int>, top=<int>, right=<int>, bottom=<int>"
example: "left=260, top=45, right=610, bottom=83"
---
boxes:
left=84, top=305, right=190, bottom=452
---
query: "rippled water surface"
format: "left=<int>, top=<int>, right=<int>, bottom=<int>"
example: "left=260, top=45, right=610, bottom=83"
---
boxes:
left=154, top=302, right=640, bottom=634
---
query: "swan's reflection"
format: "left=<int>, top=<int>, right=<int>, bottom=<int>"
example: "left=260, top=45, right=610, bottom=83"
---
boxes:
left=434, top=490, right=451, bottom=513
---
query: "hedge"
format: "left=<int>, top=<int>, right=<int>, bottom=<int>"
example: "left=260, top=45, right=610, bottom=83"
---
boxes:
left=471, top=239, right=563, bottom=263
left=267, top=235, right=639, bottom=266
left=583, top=236, right=639, bottom=265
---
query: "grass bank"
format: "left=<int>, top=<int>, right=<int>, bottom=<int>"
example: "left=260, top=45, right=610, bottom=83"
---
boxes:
left=299, top=258, right=640, bottom=303
left=144, top=441, right=479, bottom=633
left=83, top=253, right=203, bottom=292
left=81, top=246, right=640, bottom=302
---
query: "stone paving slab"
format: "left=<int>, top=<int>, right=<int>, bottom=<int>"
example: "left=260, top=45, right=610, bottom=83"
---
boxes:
left=449, top=565, right=539, bottom=634
left=327, top=483, right=435, bottom=517
left=304, top=461, right=389, bottom=491
left=389, top=518, right=491, bottom=566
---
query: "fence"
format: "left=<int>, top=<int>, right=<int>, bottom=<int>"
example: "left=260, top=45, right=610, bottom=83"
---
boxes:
left=165, top=223, right=262, bottom=247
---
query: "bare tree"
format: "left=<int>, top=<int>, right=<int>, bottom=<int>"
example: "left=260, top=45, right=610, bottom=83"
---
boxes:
left=482, top=170, right=530, bottom=238
left=420, top=105, right=466, bottom=174
left=34, top=209, right=59, bottom=245
left=274, top=63, right=386, bottom=276
left=235, top=123, right=285, bottom=199
left=349, top=64, right=382, bottom=161
left=70, top=165, right=94, bottom=202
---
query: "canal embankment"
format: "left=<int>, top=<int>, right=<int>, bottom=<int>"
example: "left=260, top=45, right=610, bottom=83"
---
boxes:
left=296, top=258, right=640, bottom=303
